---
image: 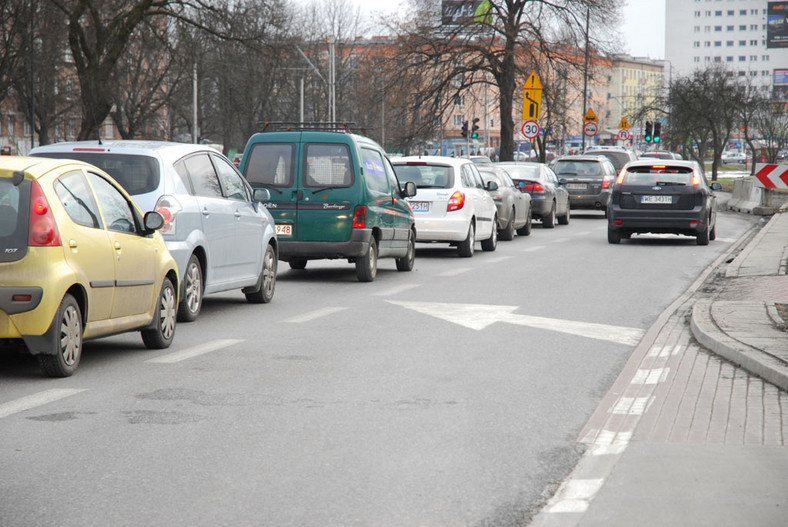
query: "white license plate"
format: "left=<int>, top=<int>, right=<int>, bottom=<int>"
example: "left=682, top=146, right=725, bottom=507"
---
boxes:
left=275, top=224, right=292, bottom=236
left=641, top=195, right=672, bottom=204
left=567, top=183, right=587, bottom=190
left=410, top=201, right=430, bottom=212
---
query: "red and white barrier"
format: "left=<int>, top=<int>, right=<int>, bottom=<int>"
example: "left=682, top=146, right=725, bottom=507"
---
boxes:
left=754, top=164, right=788, bottom=189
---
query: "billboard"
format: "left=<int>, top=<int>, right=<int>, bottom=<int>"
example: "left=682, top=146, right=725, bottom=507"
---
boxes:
left=767, top=2, right=788, bottom=48
left=441, top=1, right=487, bottom=25
left=774, top=69, right=788, bottom=111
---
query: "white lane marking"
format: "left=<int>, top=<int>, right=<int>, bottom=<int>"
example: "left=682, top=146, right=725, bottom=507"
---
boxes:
left=546, top=479, right=605, bottom=513
left=284, top=307, right=347, bottom=323
left=373, top=284, right=419, bottom=297
left=389, top=301, right=645, bottom=346
left=146, top=339, right=244, bottom=364
left=573, top=231, right=592, bottom=237
left=551, top=237, right=569, bottom=243
left=716, top=237, right=737, bottom=243
left=0, top=389, right=87, bottom=419
left=632, top=368, right=669, bottom=385
left=611, top=396, right=653, bottom=415
left=438, top=268, right=471, bottom=277
left=519, top=245, right=545, bottom=252
left=484, top=256, right=512, bottom=264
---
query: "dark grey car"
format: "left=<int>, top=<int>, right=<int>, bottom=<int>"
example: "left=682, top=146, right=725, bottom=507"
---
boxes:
left=552, top=155, right=617, bottom=212
left=478, top=166, right=532, bottom=239
left=495, top=162, right=570, bottom=228
left=607, top=159, right=722, bottom=245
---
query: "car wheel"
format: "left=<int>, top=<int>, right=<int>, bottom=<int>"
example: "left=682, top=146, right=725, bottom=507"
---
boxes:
left=517, top=212, right=532, bottom=236
left=245, top=244, right=277, bottom=304
left=607, top=227, right=621, bottom=244
left=481, top=216, right=498, bottom=251
left=542, top=202, right=556, bottom=229
left=500, top=209, right=515, bottom=241
left=558, top=204, right=570, bottom=225
left=141, top=278, right=177, bottom=349
left=355, top=237, right=378, bottom=282
left=457, top=222, right=475, bottom=257
left=697, top=222, right=710, bottom=246
left=396, top=229, right=416, bottom=272
left=177, top=254, right=203, bottom=322
left=709, top=222, right=717, bottom=241
left=37, top=294, right=82, bottom=378
left=289, top=258, right=307, bottom=270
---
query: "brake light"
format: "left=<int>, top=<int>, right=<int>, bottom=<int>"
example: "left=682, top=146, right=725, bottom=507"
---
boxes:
left=28, top=180, right=61, bottom=247
left=521, top=182, right=545, bottom=193
left=652, top=165, right=666, bottom=169
left=154, top=195, right=182, bottom=235
left=352, top=205, right=367, bottom=228
left=447, top=191, right=465, bottom=211
left=617, top=172, right=626, bottom=185
left=602, top=178, right=612, bottom=189
left=692, top=173, right=700, bottom=186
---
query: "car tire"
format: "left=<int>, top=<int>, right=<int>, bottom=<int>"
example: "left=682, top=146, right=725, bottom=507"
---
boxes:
left=558, top=204, right=570, bottom=225
left=177, top=254, right=203, bottom=322
left=500, top=210, right=515, bottom=241
left=396, top=230, right=416, bottom=271
left=141, top=278, right=177, bottom=349
left=37, top=294, right=82, bottom=378
left=607, top=227, right=622, bottom=244
left=289, top=258, right=307, bottom=270
left=697, top=222, right=710, bottom=246
left=709, top=223, right=716, bottom=241
left=542, top=202, right=556, bottom=229
left=245, top=244, right=277, bottom=304
left=457, top=222, right=475, bottom=257
left=355, top=237, right=378, bottom=282
left=516, top=213, right=532, bottom=236
left=481, top=216, right=498, bottom=251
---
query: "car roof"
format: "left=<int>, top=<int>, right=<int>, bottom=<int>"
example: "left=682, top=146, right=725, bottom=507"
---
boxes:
left=391, top=155, right=472, bottom=167
left=554, top=155, right=612, bottom=162
left=0, top=155, right=102, bottom=179
left=624, top=159, right=700, bottom=170
left=31, top=140, right=226, bottom=164
left=246, top=130, right=380, bottom=148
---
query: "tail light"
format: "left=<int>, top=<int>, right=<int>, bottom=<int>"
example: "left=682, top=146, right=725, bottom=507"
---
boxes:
left=692, top=173, right=700, bottom=186
left=352, top=205, right=367, bottom=228
left=447, top=191, right=465, bottom=212
left=616, top=172, right=626, bottom=185
left=28, top=180, right=61, bottom=247
left=602, top=177, right=613, bottom=189
left=154, top=195, right=182, bottom=235
left=521, top=182, right=545, bottom=193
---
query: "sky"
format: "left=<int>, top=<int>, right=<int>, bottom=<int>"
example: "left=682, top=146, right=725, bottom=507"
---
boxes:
left=621, top=0, right=666, bottom=59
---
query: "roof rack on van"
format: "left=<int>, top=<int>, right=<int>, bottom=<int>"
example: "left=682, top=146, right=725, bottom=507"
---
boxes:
left=258, top=121, right=371, bottom=135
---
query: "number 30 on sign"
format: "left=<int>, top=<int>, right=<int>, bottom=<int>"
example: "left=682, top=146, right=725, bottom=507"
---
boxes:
left=522, top=120, right=540, bottom=139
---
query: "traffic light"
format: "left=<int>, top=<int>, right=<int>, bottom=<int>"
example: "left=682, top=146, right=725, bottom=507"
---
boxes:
left=653, top=121, right=661, bottom=143
left=644, top=121, right=653, bottom=143
left=461, top=120, right=469, bottom=138
left=471, top=117, right=480, bottom=139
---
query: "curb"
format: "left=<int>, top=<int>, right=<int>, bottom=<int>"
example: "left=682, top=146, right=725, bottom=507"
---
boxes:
left=690, top=299, right=788, bottom=392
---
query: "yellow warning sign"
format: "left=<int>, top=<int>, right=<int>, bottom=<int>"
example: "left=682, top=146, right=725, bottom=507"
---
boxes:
left=584, top=108, right=597, bottom=122
left=522, top=71, right=543, bottom=121
left=618, top=117, right=630, bottom=129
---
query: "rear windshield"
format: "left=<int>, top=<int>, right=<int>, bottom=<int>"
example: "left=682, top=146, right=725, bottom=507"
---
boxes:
left=392, top=164, right=454, bottom=188
left=553, top=160, right=603, bottom=177
left=243, top=143, right=295, bottom=188
left=501, top=165, right=540, bottom=180
left=622, top=166, right=694, bottom=185
left=30, top=152, right=159, bottom=195
left=0, top=175, right=30, bottom=262
left=595, top=152, right=630, bottom=171
left=304, top=143, right=353, bottom=188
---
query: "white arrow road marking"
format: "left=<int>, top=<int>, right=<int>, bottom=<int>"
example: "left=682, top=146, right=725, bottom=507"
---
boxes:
left=0, top=389, right=87, bottom=418
left=388, top=301, right=645, bottom=346
left=146, top=339, right=244, bottom=364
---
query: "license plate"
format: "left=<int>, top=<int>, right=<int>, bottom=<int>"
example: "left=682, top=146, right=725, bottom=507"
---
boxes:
left=275, top=224, right=292, bottom=236
left=567, top=183, right=587, bottom=190
left=641, top=195, right=672, bottom=204
left=410, top=201, right=430, bottom=212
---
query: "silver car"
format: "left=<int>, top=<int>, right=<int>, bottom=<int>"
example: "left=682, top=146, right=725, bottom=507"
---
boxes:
left=31, top=140, right=278, bottom=321
left=477, top=165, right=532, bottom=239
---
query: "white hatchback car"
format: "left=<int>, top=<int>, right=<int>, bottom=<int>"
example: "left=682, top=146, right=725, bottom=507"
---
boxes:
left=391, top=156, right=498, bottom=257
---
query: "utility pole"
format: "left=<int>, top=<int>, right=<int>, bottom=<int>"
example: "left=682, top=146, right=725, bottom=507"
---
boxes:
left=581, top=7, right=590, bottom=152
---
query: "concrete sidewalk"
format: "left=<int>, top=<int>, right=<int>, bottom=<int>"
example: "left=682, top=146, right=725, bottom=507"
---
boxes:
left=531, top=206, right=788, bottom=526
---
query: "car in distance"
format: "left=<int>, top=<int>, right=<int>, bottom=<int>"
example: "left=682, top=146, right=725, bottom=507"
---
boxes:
left=607, top=159, right=722, bottom=245
left=391, top=156, right=498, bottom=257
left=552, top=154, right=618, bottom=213
left=31, top=140, right=278, bottom=322
left=639, top=151, right=682, bottom=161
left=239, top=127, right=416, bottom=281
left=0, top=156, right=178, bottom=377
left=477, top=165, right=532, bottom=239
left=496, top=161, right=570, bottom=228
left=583, top=145, right=638, bottom=174
left=721, top=151, right=748, bottom=165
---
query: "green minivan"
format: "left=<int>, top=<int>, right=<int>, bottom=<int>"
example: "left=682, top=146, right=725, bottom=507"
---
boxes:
left=238, top=128, right=417, bottom=282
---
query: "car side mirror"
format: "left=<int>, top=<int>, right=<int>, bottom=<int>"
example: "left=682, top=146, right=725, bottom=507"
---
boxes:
left=558, top=178, right=567, bottom=186
left=253, top=188, right=271, bottom=203
left=143, top=211, right=165, bottom=233
left=402, top=181, right=417, bottom=198
left=711, top=182, right=722, bottom=191
left=486, top=180, right=498, bottom=191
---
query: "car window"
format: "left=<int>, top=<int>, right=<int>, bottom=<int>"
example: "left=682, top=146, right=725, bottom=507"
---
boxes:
left=212, top=154, right=249, bottom=201
left=304, top=143, right=353, bottom=188
left=622, top=166, right=694, bottom=186
left=469, top=164, right=485, bottom=189
left=244, top=143, right=294, bottom=187
left=478, top=169, right=502, bottom=187
left=184, top=153, right=223, bottom=198
left=393, top=164, right=453, bottom=188
left=0, top=176, right=23, bottom=240
left=87, top=172, right=138, bottom=234
left=544, top=167, right=558, bottom=184
left=31, top=152, right=160, bottom=196
left=54, top=170, right=102, bottom=229
left=383, top=157, right=403, bottom=195
left=360, top=147, right=390, bottom=194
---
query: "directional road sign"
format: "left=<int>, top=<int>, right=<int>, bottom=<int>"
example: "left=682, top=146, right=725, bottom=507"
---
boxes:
left=754, top=164, right=788, bottom=189
left=522, top=71, right=543, bottom=120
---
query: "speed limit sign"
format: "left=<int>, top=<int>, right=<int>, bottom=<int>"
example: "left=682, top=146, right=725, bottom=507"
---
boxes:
left=522, top=120, right=540, bottom=139
left=583, top=121, right=598, bottom=137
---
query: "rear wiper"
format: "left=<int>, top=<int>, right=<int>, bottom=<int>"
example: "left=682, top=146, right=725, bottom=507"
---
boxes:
left=312, top=186, right=346, bottom=194
left=558, top=172, right=577, bottom=176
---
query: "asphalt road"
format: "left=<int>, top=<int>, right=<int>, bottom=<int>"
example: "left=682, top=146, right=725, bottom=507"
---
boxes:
left=0, top=210, right=759, bottom=527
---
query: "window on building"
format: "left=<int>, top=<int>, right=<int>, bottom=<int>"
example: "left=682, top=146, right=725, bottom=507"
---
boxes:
left=453, top=95, right=464, bottom=107
left=694, top=57, right=700, bottom=63
left=739, top=26, right=746, bottom=31
left=763, top=55, right=770, bottom=61
left=7, top=115, right=13, bottom=136
left=694, top=26, right=700, bottom=32
left=750, top=40, right=758, bottom=46
left=726, top=56, right=733, bottom=62
left=726, top=25, right=734, bottom=31
left=694, top=41, right=700, bottom=47
left=738, top=56, right=746, bottom=62
left=727, top=10, right=733, bottom=16
left=726, top=41, right=733, bottom=46
left=714, top=26, right=721, bottom=31
left=705, top=41, right=711, bottom=47
left=714, top=10, right=721, bottom=16
left=750, top=55, right=757, bottom=61
left=750, top=25, right=758, bottom=30
left=739, top=10, right=746, bottom=16
left=739, top=40, right=746, bottom=46
left=714, top=41, right=722, bottom=46
left=714, top=57, right=721, bottom=62
left=453, top=115, right=464, bottom=126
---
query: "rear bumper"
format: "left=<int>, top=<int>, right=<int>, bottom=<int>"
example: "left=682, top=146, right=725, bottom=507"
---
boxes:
left=414, top=216, right=470, bottom=242
left=570, top=192, right=610, bottom=209
left=278, top=228, right=372, bottom=260
left=608, top=206, right=709, bottom=235
left=529, top=196, right=552, bottom=217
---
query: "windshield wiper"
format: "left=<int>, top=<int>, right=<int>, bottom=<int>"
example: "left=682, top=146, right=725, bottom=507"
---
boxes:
left=311, top=186, right=346, bottom=194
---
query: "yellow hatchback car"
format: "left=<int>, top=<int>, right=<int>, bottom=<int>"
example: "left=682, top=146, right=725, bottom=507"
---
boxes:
left=0, top=157, right=179, bottom=377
